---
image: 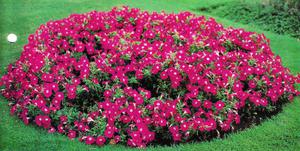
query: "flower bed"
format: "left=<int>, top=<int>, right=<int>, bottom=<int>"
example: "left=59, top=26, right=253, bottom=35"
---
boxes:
left=1, top=7, right=299, bottom=148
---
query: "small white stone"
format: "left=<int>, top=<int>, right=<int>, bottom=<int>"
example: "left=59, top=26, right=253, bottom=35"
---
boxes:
left=7, top=33, right=17, bottom=43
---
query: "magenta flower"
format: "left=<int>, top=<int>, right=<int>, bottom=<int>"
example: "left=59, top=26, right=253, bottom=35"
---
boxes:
left=68, top=130, right=77, bottom=139
left=85, top=136, right=95, bottom=145
left=203, top=100, right=212, bottom=109
left=215, top=101, right=225, bottom=111
left=96, top=136, right=106, bottom=146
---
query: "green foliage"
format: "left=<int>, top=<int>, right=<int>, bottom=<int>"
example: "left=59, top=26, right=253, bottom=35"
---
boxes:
left=116, top=16, right=124, bottom=22
left=129, top=17, right=136, bottom=25
left=267, top=0, right=300, bottom=14
left=71, top=52, right=84, bottom=61
left=41, top=57, right=51, bottom=73
left=22, top=63, right=29, bottom=72
left=128, top=76, right=138, bottom=84
left=142, top=66, right=152, bottom=78
left=189, top=44, right=204, bottom=53
left=88, top=116, right=107, bottom=136
left=53, top=107, right=79, bottom=125
left=27, top=104, right=43, bottom=117
left=114, top=88, right=124, bottom=98
left=83, top=78, right=103, bottom=92
left=120, top=54, right=131, bottom=61
left=198, top=1, right=300, bottom=38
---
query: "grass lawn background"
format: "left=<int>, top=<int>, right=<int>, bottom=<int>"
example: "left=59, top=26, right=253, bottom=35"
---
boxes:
left=0, top=0, right=299, bottom=150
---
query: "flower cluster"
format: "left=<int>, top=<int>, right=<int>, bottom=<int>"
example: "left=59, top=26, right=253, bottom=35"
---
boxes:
left=1, top=7, right=299, bottom=147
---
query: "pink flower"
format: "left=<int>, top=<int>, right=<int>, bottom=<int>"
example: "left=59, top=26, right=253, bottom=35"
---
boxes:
left=151, top=64, right=161, bottom=74
left=41, top=73, right=54, bottom=83
left=48, top=127, right=56, bottom=133
left=66, top=84, right=76, bottom=99
left=96, top=136, right=106, bottom=146
left=158, top=118, right=167, bottom=127
left=192, top=99, right=201, bottom=108
left=169, top=126, right=179, bottom=134
left=85, top=136, right=95, bottom=145
left=57, top=124, right=64, bottom=133
left=41, top=106, right=50, bottom=114
left=114, top=135, right=121, bottom=143
left=42, top=116, right=51, bottom=128
left=180, top=122, right=189, bottom=132
left=60, top=115, right=68, bottom=123
left=233, top=82, right=243, bottom=92
left=35, top=115, right=51, bottom=128
left=68, top=130, right=77, bottom=139
left=215, top=100, right=225, bottom=111
left=55, top=92, right=64, bottom=101
left=172, top=133, right=181, bottom=141
left=104, top=90, right=112, bottom=98
left=160, top=70, right=168, bottom=80
left=43, top=87, right=52, bottom=98
left=35, top=115, right=43, bottom=127
left=104, top=126, right=114, bottom=138
left=203, top=100, right=212, bottom=109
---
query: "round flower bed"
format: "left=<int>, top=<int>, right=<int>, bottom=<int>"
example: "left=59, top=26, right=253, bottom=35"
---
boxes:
left=1, top=7, right=299, bottom=148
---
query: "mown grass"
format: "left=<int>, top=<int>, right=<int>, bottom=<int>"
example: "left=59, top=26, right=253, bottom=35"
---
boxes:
left=0, top=0, right=299, bottom=150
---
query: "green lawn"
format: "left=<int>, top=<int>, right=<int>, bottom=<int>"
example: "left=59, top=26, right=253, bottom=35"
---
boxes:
left=0, top=0, right=299, bottom=150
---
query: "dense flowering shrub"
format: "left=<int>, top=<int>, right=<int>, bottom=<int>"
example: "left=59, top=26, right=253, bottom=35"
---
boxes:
left=1, top=7, right=299, bottom=147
